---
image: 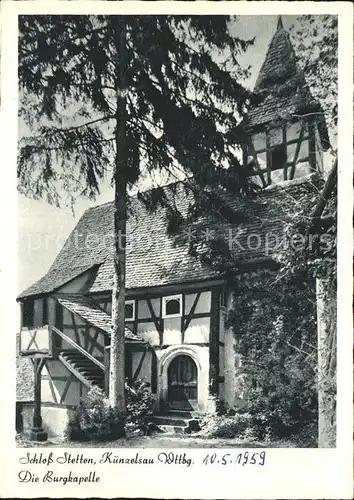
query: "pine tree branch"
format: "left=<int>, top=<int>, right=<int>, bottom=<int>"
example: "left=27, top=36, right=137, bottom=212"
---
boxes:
left=128, top=38, right=246, bottom=106
left=19, top=20, right=110, bottom=58
left=47, top=115, right=115, bottom=133
left=22, top=136, right=114, bottom=153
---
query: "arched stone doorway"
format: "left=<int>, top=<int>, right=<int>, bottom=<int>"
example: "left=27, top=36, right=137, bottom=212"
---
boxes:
left=168, top=355, right=198, bottom=411
left=157, top=345, right=209, bottom=412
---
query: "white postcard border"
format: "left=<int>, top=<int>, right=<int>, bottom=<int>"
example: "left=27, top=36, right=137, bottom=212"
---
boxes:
left=0, top=2, right=352, bottom=499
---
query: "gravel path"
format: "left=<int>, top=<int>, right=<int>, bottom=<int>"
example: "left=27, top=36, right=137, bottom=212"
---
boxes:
left=16, top=432, right=295, bottom=448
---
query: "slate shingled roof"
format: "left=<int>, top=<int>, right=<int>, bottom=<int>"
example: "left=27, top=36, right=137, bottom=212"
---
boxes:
left=19, top=174, right=323, bottom=299
left=254, top=16, right=298, bottom=94
left=56, top=294, right=143, bottom=342
left=247, top=91, right=316, bottom=130
left=246, top=17, right=329, bottom=148
left=19, top=263, right=100, bottom=299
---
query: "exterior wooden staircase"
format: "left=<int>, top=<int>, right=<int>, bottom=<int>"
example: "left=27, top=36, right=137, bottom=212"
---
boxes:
left=59, top=351, right=105, bottom=390
left=51, top=326, right=201, bottom=434
left=50, top=298, right=145, bottom=397
left=52, top=326, right=106, bottom=391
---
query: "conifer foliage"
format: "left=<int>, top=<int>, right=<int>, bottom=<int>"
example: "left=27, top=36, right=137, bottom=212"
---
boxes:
left=290, top=15, right=338, bottom=134
left=18, top=15, right=253, bottom=410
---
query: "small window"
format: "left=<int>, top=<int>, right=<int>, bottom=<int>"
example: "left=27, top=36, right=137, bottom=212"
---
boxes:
left=125, top=300, right=135, bottom=321
left=162, top=295, right=182, bottom=318
left=270, top=144, right=287, bottom=171
left=23, top=301, right=34, bottom=328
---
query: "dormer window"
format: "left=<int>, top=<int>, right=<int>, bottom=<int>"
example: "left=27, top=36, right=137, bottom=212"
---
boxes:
left=162, top=295, right=182, bottom=318
left=125, top=300, right=135, bottom=321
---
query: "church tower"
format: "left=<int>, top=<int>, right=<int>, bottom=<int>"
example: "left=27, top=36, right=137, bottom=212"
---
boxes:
left=244, top=16, right=330, bottom=187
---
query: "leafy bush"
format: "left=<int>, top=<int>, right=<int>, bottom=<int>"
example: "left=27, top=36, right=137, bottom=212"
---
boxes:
left=66, top=380, right=156, bottom=442
left=200, top=413, right=252, bottom=439
left=65, top=386, right=125, bottom=442
left=289, top=421, right=318, bottom=448
left=215, top=397, right=235, bottom=416
left=125, top=380, right=156, bottom=435
left=227, top=267, right=319, bottom=441
left=199, top=410, right=315, bottom=445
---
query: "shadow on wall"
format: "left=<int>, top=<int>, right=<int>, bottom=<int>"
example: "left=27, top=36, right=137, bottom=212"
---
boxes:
left=16, top=402, right=74, bottom=438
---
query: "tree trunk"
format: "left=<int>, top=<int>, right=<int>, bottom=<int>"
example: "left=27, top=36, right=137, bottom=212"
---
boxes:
left=316, top=277, right=336, bottom=447
left=310, top=158, right=337, bottom=222
left=110, top=18, right=127, bottom=411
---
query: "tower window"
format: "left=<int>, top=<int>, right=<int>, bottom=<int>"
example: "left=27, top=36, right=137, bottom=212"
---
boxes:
left=270, top=144, right=287, bottom=171
left=247, top=119, right=315, bottom=185
left=162, top=295, right=182, bottom=318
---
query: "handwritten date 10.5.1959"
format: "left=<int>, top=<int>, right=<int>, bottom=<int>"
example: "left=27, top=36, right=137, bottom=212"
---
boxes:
left=202, top=451, right=266, bottom=466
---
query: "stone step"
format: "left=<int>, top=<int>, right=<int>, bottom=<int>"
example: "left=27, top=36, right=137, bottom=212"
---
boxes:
left=158, top=424, right=186, bottom=434
left=152, top=413, right=202, bottom=435
left=152, top=415, right=190, bottom=427
left=159, top=410, right=202, bottom=418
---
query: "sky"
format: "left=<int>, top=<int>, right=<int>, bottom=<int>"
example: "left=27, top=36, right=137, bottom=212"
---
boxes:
left=17, top=15, right=312, bottom=294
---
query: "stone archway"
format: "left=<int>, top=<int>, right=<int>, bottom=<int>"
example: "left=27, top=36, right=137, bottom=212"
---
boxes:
left=157, top=345, right=208, bottom=412
left=167, top=354, right=198, bottom=410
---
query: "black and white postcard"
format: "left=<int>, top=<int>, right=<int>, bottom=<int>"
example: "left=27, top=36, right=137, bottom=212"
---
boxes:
left=0, top=1, right=352, bottom=498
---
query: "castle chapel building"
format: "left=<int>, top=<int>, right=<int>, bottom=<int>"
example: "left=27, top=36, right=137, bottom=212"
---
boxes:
left=17, top=18, right=329, bottom=436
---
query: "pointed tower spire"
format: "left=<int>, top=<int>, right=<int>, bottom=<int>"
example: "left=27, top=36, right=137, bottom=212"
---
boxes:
left=246, top=15, right=330, bottom=157
left=277, top=15, right=283, bottom=30
left=254, top=17, right=297, bottom=92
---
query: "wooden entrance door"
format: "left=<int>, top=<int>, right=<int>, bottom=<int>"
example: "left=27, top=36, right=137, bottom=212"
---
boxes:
left=168, top=355, right=198, bottom=410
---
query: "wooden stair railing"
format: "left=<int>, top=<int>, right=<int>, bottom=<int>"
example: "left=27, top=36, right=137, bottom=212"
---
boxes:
left=52, top=326, right=106, bottom=391
left=52, top=326, right=136, bottom=397
left=52, top=326, right=104, bottom=370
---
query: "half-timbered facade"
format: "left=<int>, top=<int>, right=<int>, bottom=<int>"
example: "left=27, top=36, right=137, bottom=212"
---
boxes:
left=17, top=18, right=330, bottom=436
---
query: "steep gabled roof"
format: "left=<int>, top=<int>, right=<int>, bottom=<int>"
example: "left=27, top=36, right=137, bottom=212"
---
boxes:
left=247, top=17, right=329, bottom=149
left=19, top=263, right=99, bottom=300
left=18, top=175, right=323, bottom=299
